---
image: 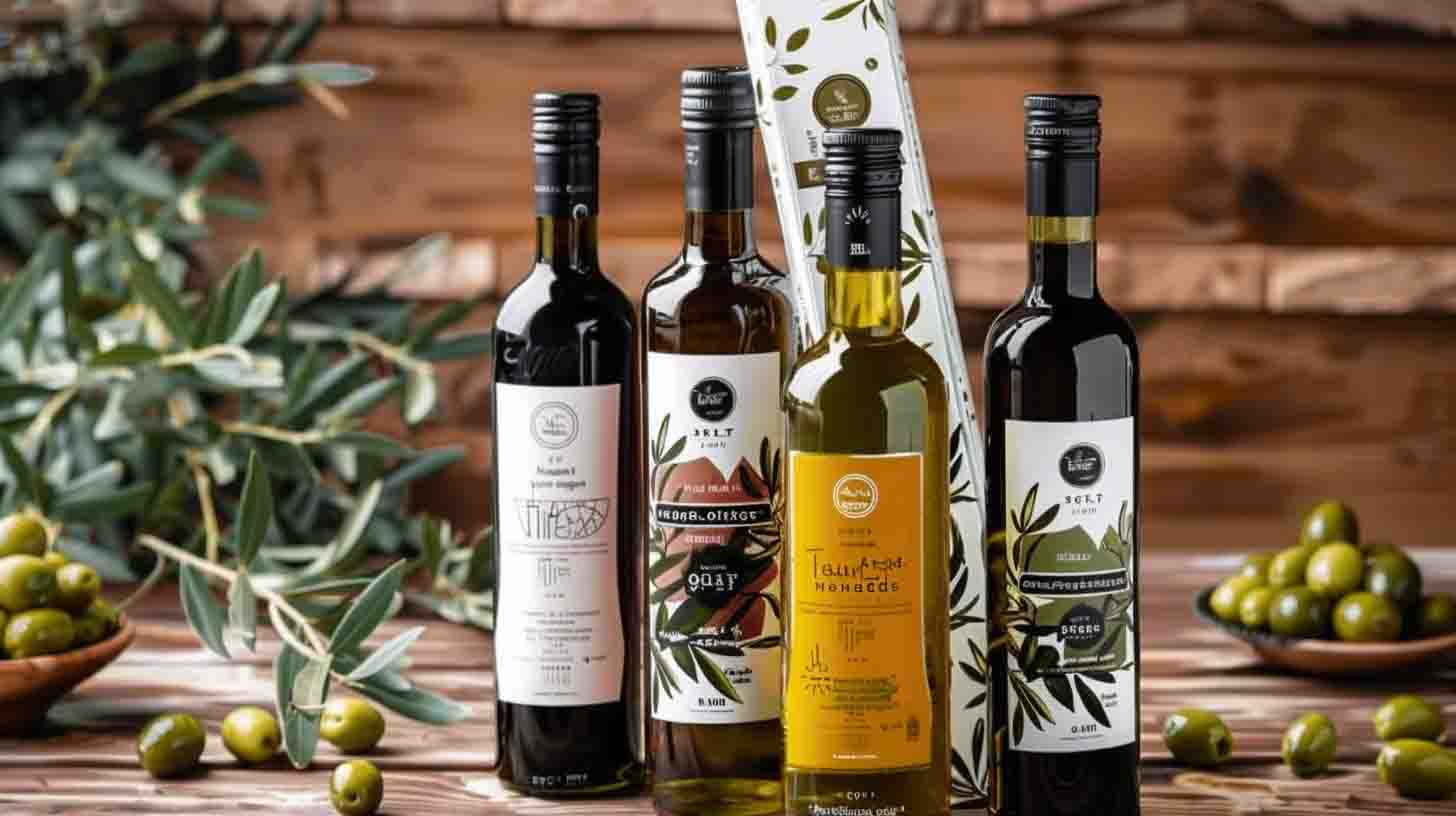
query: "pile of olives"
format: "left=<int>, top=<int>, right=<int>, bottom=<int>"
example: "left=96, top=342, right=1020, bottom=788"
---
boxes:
left=1163, top=696, right=1454, bottom=800
left=0, top=512, right=119, bottom=659
left=1208, top=500, right=1456, bottom=642
left=137, top=697, right=389, bottom=816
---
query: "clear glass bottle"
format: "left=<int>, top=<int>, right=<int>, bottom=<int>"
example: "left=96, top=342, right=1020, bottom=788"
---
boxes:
left=782, top=128, right=951, bottom=816
left=984, top=94, right=1141, bottom=816
left=643, top=66, right=794, bottom=816
left=492, top=91, right=643, bottom=797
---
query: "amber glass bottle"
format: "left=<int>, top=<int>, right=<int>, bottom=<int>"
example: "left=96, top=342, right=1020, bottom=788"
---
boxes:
left=492, top=91, right=643, bottom=797
left=984, top=94, right=1141, bottom=816
left=643, top=66, right=794, bottom=816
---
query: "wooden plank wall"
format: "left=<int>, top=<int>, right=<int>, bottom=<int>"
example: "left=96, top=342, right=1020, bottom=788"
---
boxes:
left=12, top=1, right=1455, bottom=550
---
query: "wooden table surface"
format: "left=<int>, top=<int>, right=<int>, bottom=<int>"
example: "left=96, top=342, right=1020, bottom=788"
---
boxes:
left=1, top=552, right=1452, bottom=814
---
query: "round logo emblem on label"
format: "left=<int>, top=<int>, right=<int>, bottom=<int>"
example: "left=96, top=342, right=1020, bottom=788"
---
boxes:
left=832, top=473, right=879, bottom=519
left=530, top=401, right=579, bottom=450
left=1059, top=443, right=1104, bottom=488
left=689, top=377, right=736, bottom=423
left=1058, top=603, right=1107, bottom=649
left=812, top=74, right=872, bottom=128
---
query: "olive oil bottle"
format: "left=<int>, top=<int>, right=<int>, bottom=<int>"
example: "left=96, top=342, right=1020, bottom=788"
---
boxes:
left=643, top=67, right=794, bottom=816
left=984, top=95, right=1141, bottom=816
left=782, top=128, right=951, bottom=816
left=492, top=92, right=643, bottom=797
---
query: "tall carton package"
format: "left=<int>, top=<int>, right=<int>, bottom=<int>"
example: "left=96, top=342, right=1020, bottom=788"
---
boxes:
left=736, top=0, right=990, bottom=804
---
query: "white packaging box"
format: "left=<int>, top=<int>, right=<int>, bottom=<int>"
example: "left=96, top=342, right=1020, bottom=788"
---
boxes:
left=736, top=0, right=990, bottom=804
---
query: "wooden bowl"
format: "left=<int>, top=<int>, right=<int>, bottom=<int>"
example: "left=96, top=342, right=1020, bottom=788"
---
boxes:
left=1195, top=588, right=1456, bottom=677
left=0, top=615, right=134, bottom=736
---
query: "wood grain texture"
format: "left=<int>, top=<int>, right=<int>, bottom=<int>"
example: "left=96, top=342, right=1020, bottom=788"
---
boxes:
left=205, top=27, right=1456, bottom=319
left=0, top=555, right=1451, bottom=814
left=500, top=0, right=967, bottom=32
left=977, top=0, right=1456, bottom=35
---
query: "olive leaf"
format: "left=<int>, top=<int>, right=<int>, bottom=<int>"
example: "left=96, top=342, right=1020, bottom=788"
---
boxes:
left=1013, top=703, right=1025, bottom=745
left=1074, top=675, right=1112, bottom=729
left=346, top=625, right=425, bottom=681
left=824, top=0, right=867, bottom=21
left=1043, top=674, right=1075, bottom=713
left=786, top=28, right=810, bottom=52
left=765, top=16, right=777, bottom=47
left=670, top=643, right=698, bottom=681
left=773, top=87, right=799, bottom=101
left=971, top=717, right=986, bottom=776
left=328, top=559, right=406, bottom=654
left=958, top=660, right=985, bottom=685
left=179, top=564, right=230, bottom=659
left=228, top=573, right=258, bottom=652
left=693, top=648, right=744, bottom=704
left=905, top=293, right=921, bottom=327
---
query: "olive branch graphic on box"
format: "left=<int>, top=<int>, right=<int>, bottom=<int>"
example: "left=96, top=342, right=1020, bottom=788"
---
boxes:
left=646, top=413, right=784, bottom=713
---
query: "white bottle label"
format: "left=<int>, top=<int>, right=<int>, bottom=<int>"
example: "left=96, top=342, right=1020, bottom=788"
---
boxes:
left=494, top=382, right=624, bottom=707
left=646, top=351, right=783, bottom=725
left=1004, top=417, right=1137, bottom=753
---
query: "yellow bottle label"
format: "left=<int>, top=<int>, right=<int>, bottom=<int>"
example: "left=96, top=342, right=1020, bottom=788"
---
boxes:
left=786, top=451, right=930, bottom=772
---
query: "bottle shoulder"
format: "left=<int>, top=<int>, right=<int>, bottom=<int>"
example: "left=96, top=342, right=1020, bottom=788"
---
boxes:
left=984, top=298, right=1138, bottom=367
left=786, top=333, right=946, bottom=408
left=496, top=263, right=635, bottom=336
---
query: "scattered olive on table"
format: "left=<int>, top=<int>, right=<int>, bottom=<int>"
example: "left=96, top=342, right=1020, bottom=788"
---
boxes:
left=136, top=713, right=207, bottom=779
left=1281, top=712, right=1338, bottom=778
left=330, top=759, right=385, bottom=816
left=222, top=706, right=282, bottom=765
left=1163, top=707, right=1235, bottom=767
left=1374, top=695, right=1447, bottom=743
left=1377, top=739, right=1456, bottom=801
left=321, top=697, right=388, bottom=754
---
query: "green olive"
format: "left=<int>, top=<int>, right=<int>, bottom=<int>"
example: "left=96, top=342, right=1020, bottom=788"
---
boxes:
left=1361, top=540, right=1402, bottom=559
left=1239, top=587, right=1275, bottom=630
left=221, top=706, right=281, bottom=764
left=1268, top=587, right=1330, bottom=638
left=1377, top=739, right=1456, bottom=800
left=42, top=551, right=67, bottom=569
left=1364, top=552, right=1422, bottom=608
left=4, top=608, right=75, bottom=658
left=1240, top=553, right=1275, bottom=583
left=1163, top=707, right=1234, bottom=767
left=321, top=697, right=387, bottom=754
left=1281, top=712, right=1337, bottom=778
left=137, top=713, right=206, bottom=778
left=54, top=562, right=101, bottom=614
left=1416, top=594, right=1456, bottom=639
left=1305, top=541, right=1364, bottom=599
left=1375, top=695, right=1447, bottom=742
left=1268, top=543, right=1318, bottom=590
left=1210, top=575, right=1263, bottom=623
left=0, top=513, right=47, bottom=558
left=1300, top=500, right=1360, bottom=548
left=0, top=609, right=8, bottom=652
left=72, top=599, right=118, bottom=647
left=1333, top=591, right=1402, bottom=642
left=0, top=554, right=57, bottom=613
left=330, top=759, right=384, bottom=816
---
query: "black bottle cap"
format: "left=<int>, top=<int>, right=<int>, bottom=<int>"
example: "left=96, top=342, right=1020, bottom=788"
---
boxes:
left=823, top=128, right=903, bottom=198
left=532, top=91, right=600, bottom=153
left=681, top=67, right=755, bottom=131
left=1024, top=93, right=1101, bottom=158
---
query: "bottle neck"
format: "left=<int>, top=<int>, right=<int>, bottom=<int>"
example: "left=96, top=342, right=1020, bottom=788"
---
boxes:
left=534, top=140, right=600, bottom=272
left=1027, top=216, right=1097, bottom=301
left=1026, top=152, right=1099, bottom=301
left=536, top=213, right=599, bottom=271
left=825, top=192, right=902, bottom=336
left=683, top=128, right=755, bottom=263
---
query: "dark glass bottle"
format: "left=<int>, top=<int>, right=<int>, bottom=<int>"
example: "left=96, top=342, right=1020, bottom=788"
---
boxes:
left=492, top=91, right=643, bottom=798
left=983, top=94, right=1141, bottom=816
left=643, top=66, right=793, bottom=816
left=782, top=128, right=951, bottom=816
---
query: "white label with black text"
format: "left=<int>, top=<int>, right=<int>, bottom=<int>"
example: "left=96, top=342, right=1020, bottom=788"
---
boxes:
left=1005, top=417, right=1136, bottom=753
left=495, top=383, right=624, bottom=707
left=647, top=351, right=783, bottom=724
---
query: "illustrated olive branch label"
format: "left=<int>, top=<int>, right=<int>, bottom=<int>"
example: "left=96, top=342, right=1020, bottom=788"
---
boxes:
left=948, top=422, right=988, bottom=798
left=756, top=16, right=814, bottom=105
left=824, top=0, right=888, bottom=31
left=647, top=414, right=784, bottom=714
left=1004, top=485, right=1133, bottom=746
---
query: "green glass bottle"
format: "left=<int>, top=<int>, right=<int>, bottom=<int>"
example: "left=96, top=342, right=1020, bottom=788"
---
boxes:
left=782, top=128, right=951, bottom=816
